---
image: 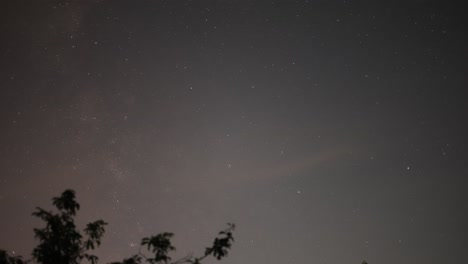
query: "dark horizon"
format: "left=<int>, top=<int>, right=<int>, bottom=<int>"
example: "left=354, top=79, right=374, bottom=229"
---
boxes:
left=1, top=1, right=467, bottom=264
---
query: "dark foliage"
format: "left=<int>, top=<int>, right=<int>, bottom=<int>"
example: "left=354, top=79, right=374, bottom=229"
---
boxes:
left=31, top=189, right=107, bottom=264
left=0, top=250, right=25, bottom=264
left=0, top=190, right=235, bottom=264
left=111, top=223, right=235, bottom=264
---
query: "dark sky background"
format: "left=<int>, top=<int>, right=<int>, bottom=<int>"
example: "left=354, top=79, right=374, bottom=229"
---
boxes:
left=1, top=1, right=467, bottom=263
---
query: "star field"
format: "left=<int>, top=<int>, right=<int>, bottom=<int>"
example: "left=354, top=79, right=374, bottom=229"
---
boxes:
left=1, top=1, right=467, bottom=264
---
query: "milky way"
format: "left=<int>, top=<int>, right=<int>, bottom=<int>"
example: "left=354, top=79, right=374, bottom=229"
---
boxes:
left=1, top=1, right=467, bottom=264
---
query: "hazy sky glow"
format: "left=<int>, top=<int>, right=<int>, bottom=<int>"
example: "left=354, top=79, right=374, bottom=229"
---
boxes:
left=1, top=1, right=467, bottom=264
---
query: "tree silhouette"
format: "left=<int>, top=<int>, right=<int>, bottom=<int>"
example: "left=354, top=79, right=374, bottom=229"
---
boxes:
left=0, top=190, right=235, bottom=264
left=110, top=223, right=235, bottom=264
left=32, top=189, right=106, bottom=264
left=0, top=250, right=26, bottom=264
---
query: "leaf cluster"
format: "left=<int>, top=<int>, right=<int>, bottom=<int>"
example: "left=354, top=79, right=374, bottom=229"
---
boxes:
left=0, top=190, right=235, bottom=264
left=31, top=190, right=107, bottom=264
left=112, top=223, right=236, bottom=264
left=0, top=250, right=26, bottom=264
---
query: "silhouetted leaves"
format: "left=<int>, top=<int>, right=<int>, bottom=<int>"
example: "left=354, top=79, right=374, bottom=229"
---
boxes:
left=84, top=220, right=108, bottom=250
left=109, top=255, right=142, bottom=264
left=141, top=233, right=175, bottom=264
left=52, top=190, right=80, bottom=216
left=204, top=223, right=235, bottom=260
left=112, top=223, right=236, bottom=264
left=1, top=190, right=235, bottom=264
left=84, top=254, right=98, bottom=264
left=30, top=189, right=106, bottom=264
left=0, top=250, right=25, bottom=264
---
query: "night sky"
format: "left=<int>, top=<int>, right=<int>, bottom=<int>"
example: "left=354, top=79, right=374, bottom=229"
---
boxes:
left=1, top=1, right=467, bottom=263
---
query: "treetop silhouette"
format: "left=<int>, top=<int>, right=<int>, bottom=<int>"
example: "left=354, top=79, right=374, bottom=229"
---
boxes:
left=0, top=189, right=235, bottom=264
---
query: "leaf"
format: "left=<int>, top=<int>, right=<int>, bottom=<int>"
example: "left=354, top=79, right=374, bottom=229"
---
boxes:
left=52, top=189, right=80, bottom=215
